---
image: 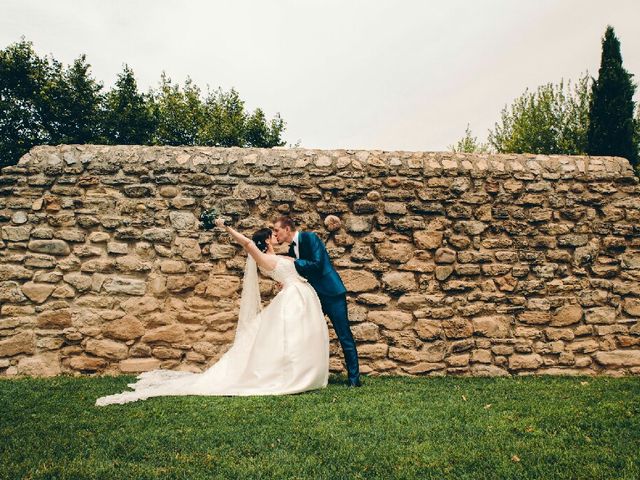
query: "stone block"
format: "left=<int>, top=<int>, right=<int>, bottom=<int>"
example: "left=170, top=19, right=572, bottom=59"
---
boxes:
left=340, top=269, right=379, bottom=293
left=344, top=215, right=373, bottom=233
left=27, top=239, right=70, bottom=256
left=623, top=298, right=640, bottom=316
left=17, top=353, right=61, bottom=377
left=367, top=310, right=413, bottom=330
left=585, top=307, right=617, bottom=325
left=593, top=350, right=640, bottom=367
left=102, top=277, right=146, bottom=296
left=472, top=315, right=512, bottom=338
left=373, top=242, right=413, bottom=263
left=37, top=309, right=72, bottom=329
left=103, top=315, right=145, bottom=341
left=20, top=282, right=55, bottom=304
left=413, top=231, right=443, bottom=250
left=442, top=318, right=473, bottom=339
left=68, top=355, right=107, bottom=371
left=434, top=247, right=456, bottom=264
left=551, top=304, right=583, bottom=326
left=381, top=272, right=416, bottom=293
left=85, top=338, right=129, bottom=360
left=0, top=331, right=36, bottom=357
left=169, top=211, right=198, bottom=230
left=509, top=353, right=543, bottom=370
left=0, top=264, right=33, bottom=281
left=141, top=324, right=186, bottom=344
left=204, top=276, right=241, bottom=297
left=119, top=357, right=161, bottom=373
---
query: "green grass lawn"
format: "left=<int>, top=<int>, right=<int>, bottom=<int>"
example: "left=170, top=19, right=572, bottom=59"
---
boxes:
left=1, top=374, right=638, bottom=480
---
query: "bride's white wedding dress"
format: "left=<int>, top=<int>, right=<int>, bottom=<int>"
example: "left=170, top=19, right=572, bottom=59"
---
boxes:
left=96, top=255, right=329, bottom=406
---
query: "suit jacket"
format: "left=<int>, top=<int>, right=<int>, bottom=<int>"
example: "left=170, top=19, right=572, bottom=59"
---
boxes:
left=288, top=231, right=347, bottom=297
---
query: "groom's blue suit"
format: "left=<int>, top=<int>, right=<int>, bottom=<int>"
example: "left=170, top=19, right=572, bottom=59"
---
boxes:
left=288, top=231, right=360, bottom=385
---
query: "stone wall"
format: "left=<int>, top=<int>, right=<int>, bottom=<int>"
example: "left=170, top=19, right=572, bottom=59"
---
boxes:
left=1, top=145, right=640, bottom=378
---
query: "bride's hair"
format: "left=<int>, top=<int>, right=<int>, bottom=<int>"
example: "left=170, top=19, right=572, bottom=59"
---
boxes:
left=252, top=228, right=272, bottom=253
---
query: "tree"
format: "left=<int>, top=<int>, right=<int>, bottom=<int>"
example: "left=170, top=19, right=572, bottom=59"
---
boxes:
left=0, top=39, right=51, bottom=166
left=199, top=89, right=286, bottom=147
left=200, top=87, right=246, bottom=147
left=152, top=74, right=204, bottom=146
left=1, top=37, right=289, bottom=166
left=449, top=124, right=490, bottom=153
left=245, top=108, right=286, bottom=148
left=587, top=26, right=637, bottom=166
left=266, top=112, right=286, bottom=148
left=102, top=64, right=156, bottom=144
left=635, top=105, right=640, bottom=165
left=47, top=55, right=103, bottom=145
left=489, top=73, right=591, bottom=155
left=244, top=108, right=268, bottom=147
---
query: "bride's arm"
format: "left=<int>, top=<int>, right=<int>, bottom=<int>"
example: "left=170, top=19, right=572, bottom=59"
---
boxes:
left=214, top=219, right=277, bottom=271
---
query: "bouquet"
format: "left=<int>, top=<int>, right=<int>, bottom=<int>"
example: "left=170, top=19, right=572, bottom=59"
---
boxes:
left=200, top=207, right=219, bottom=230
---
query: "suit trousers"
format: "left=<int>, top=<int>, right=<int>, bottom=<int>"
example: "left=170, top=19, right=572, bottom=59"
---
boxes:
left=317, top=293, right=360, bottom=383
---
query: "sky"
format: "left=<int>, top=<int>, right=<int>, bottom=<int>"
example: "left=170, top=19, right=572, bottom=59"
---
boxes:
left=2, top=0, right=639, bottom=151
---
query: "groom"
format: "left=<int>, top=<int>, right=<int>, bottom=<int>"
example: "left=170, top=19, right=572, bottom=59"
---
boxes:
left=273, top=216, right=361, bottom=387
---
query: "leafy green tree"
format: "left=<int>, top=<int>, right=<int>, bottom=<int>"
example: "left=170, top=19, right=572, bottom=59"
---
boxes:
left=489, top=73, right=591, bottom=155
left=199, top=88, right=286, bottom=147
left=245, top=108, right=286, bottom=148
left=0, top=39, right=52, bottom=166
left=266, top=112, right=286, bottom=148
left=152, top=74, right=204, bottom=146
left=587, top=26, right=637, bottom=166
left=102, top=64, right=156, bottom=144
left=244, top=108, right=268, bottom=147
left=47, top=55, right=103, bottom=145
left=1, top=38, right=289, bottom=166
left=635, top=105, right=640, bottom=164
left=199, top=87, right=246, bottom=147
left=449, top=124, right=490, bottom=153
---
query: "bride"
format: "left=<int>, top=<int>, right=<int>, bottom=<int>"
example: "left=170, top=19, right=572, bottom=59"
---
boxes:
left=95, top=219, right=329, bottom=406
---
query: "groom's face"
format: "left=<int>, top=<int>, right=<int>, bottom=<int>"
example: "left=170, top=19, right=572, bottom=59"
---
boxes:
left=273, top=222, right=294, bottom=244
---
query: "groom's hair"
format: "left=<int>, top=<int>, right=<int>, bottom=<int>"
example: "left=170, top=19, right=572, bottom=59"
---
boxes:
left=275, top=215, right=296, bottom=231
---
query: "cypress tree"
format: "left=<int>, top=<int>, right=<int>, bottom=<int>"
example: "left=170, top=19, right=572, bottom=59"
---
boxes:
left=587, top=26, right=637, bottom=166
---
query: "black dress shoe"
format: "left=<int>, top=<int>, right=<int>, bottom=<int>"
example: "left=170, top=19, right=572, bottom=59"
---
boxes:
left=348, top=379, right=362, bottom=388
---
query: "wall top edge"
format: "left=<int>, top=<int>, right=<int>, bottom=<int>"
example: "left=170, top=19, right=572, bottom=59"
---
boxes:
left=5, top=144, right=637, bottom=179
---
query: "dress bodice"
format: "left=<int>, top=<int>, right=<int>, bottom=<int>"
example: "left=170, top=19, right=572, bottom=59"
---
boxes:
left=261, top=256, right=307, bottom=286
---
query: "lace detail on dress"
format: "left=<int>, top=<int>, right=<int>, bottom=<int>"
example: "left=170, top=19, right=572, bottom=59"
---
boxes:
left=260, top=256, right=306, bottom=286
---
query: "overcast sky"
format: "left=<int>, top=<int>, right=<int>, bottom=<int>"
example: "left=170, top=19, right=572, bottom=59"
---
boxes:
left=2, top=1, right=639, bottom=151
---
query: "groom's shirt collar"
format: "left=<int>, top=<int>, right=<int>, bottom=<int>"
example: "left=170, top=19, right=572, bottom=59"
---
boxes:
left=292, top=231, right=300, bottom=258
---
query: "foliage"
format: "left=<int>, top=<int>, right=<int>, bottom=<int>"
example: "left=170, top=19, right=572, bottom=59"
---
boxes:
left=0, top=41, right=105, bottom=166
left=0, top=38, right=288, bottom=167
left=151, top=73, right=204, bottom=146
left=449, top=124, right=490, bottom=153
left=101, top=64, right=156, bottom=145
left=1, top=375, right=638, bottom=479
left=0, top=39, right=56, bottom=166
left=245, top=108, right=286, bottom=148
left=488, top=73, right=592, bottom=155
left=199, top=88, right=286, bottom=148
left=587, top=26, right=638, bottom=166
left=199, top=87, right=247, bottom=147
left=50, top=55, right=104, bottom=145
left=635, top=105, right=640, bottom=172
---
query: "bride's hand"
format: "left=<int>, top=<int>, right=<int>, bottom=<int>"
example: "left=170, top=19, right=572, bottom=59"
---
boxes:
left=215, top=218, right=225, bottom=228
